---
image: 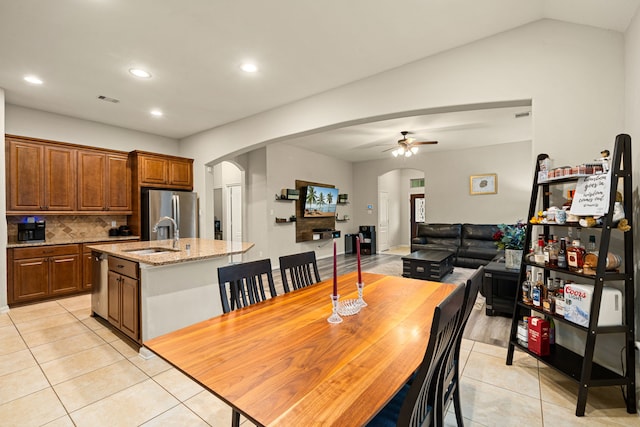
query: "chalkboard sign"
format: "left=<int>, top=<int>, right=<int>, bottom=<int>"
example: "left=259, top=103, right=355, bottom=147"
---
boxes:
left=569, top=172, right=611, bottom=216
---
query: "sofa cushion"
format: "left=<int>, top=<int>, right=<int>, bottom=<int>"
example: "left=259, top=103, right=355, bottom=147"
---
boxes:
left=415, top=223, right=462, bottom=248
left=462, top=224, right=499, bottom=241
left=459, top=224, right=500, bottom=259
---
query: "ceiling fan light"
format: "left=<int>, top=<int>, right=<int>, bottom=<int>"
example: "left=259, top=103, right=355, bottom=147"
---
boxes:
left=392, top=149, right=399, bottom=157
left=405, top=151, right=412, bottom=157
left=398, top=146, right=405, bottom=155
left=411, top=146, right=419, bottom=154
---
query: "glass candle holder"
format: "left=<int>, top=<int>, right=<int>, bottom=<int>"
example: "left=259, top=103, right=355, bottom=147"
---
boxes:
left=327, top=294, right=343, bottom=324
left=357, top=282, right=367, bottom=307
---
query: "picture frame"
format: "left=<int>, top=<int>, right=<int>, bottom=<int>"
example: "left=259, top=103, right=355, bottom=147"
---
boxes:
left=470, top=174, right=497, bottom=195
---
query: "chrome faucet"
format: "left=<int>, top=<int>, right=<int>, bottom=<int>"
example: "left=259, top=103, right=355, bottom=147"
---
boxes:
left=153, top=216, right=180, bottom=249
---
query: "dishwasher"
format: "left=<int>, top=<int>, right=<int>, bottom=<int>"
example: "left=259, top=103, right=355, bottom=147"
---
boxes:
left=91, top=251, right=109, bottom=318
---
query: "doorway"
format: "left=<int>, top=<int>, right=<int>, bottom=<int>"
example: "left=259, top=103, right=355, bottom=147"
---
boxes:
left=377, top=168, right=424, bottom=251
left=227, top=184, right=243, bottom=262
left=378, top=191, right=389, bottom=251
left=410, top=193, right=425, bottom=239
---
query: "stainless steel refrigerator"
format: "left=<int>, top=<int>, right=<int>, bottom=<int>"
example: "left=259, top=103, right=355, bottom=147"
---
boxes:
left=141, top=189, right=198, bottom=241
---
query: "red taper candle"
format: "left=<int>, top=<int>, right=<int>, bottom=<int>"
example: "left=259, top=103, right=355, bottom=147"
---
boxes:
left=333, top=240, right=338, bottom=296
left=356, top=236, right=362, bottom=283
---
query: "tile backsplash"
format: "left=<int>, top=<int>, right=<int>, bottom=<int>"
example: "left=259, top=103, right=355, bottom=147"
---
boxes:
left=7, top=215, right=128, bottom=241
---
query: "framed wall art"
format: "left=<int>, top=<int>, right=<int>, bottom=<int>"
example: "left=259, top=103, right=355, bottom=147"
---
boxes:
left=469, top=174, right=497, bottom=195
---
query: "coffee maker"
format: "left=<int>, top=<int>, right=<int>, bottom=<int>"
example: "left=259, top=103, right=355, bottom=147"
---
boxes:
left=18, top=220, right=46, bottom=242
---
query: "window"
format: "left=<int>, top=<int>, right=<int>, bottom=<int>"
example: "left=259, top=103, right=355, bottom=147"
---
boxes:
left=410, top=178, right=424, bottom=188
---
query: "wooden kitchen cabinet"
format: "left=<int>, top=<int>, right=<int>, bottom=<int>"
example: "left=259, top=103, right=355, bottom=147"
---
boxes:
left=78, top=150, right=131, bottom=212
left=169, top=158, right=193, bottom=187
left=6, top=136, right=76, bottom=212
left=132, top=151, right=193, bottom=190
left=9, top=244, right=82, bottom=304
left=107, top=257, right=139, bottom=341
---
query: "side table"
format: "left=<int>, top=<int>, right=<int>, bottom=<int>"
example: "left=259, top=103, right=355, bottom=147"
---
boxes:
left=482, top=256, right=519, bottom=316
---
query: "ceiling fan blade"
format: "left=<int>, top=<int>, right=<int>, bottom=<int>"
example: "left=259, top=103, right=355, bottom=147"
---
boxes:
left=411, top=141, right=438, bottom=145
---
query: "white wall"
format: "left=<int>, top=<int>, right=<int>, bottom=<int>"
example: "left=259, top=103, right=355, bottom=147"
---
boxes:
left=353, top=141, right=532, bottom=227
left=0, top=89, right=7, bottom=312
left=265, top=142, right=352, bottom=263
left=180, top=19, right=625, bottom=241
left=6, top=105, right=179, bottom=154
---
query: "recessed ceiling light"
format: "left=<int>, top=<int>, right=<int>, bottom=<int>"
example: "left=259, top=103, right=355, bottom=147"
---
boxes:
left=24, top=75, right=43, bottom=85
left=150, top=109, right=163, bottom=117
left=241, top=63, right=258, bottom=73
left=129, top=68, right=152, bottom=78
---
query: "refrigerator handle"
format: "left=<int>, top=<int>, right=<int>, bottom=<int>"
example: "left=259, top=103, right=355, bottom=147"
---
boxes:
left=173, top=194, right=180, bottom=230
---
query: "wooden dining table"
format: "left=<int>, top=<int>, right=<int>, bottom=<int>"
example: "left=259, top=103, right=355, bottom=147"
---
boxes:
left=144, top=271, right=457, bottom=426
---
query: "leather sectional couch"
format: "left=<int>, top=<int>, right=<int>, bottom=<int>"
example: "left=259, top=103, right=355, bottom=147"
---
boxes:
left=411, top=223, right=501, bottom=269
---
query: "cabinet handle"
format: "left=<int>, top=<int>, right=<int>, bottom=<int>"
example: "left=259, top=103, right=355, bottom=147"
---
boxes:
left=117, top=264, right=124, bottom=269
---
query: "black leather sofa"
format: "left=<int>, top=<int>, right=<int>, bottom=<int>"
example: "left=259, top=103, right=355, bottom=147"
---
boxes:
left=411, top=223, right=501, bottom=269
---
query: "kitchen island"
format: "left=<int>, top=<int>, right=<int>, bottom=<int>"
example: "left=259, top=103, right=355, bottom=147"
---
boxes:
left=88, top=238, right=254, bottom=357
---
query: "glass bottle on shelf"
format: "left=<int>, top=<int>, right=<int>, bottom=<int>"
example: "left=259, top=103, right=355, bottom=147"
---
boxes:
left=586, top=235, right=597, bottom=255
left=543, top=238, right=551, bottom=266
left=567, top=239, right=586, bottom=273
left=534, top=236, right=546, bottom=265
left=543, top=277, right=555, bottom=313
left=548, top=237, right=559, bottom=268
left=532, top=272, right=543, bottom=308
left=517, top=316, right=529, bottom=347
left=557, top=238, right=568, bottom=269
left=521, top=270, right=532, bottom=305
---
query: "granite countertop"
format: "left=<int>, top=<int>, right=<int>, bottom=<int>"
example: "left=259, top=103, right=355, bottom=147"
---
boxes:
left=87, top=238, right=254, bottom=266
left=7, top=235, right=140, bottom=248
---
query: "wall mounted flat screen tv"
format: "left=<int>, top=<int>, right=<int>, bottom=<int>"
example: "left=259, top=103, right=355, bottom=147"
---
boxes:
left=303, top=185, right=339, bottom=218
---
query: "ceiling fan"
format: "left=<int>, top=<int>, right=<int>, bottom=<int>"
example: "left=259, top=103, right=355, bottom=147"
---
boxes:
left=386, top=131, right=438, bottom=157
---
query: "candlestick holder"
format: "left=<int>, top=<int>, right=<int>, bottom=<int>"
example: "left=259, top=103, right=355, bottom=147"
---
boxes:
left=357, top=282, right=367, bottom=307
left=327, top=294, right=343, bottom=324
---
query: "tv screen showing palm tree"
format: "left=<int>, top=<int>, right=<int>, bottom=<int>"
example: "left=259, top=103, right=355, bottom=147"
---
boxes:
left=303, top=185, right=339, bottom=218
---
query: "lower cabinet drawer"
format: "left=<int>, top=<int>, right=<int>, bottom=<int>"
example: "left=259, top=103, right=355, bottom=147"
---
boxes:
left=108, top=257, right=138, bottom=279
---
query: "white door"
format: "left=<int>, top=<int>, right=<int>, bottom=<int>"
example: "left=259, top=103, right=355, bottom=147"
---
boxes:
left=228, top=184, right=243, bottom=262
left=378, top=191, right=389, bottom=251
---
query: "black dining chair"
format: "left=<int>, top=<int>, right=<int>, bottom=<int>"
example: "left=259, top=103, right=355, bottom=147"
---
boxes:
left=217, top=258, right=277, bottom=314
left=438, top=266, right=484, bottom=426
left=279, top=251, right=321, bottom=293
left=367, top=282, right=466, bottom=427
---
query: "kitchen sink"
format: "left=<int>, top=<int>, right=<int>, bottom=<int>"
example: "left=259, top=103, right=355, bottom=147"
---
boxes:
left=123, top=247, right=179, bottom=255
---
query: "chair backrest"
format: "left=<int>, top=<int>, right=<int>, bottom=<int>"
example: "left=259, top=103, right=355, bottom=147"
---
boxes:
left=217, top=259, right=277, bottom=313
left=397, top=283, right=466, bottom=427
left=437, top=266, right=484, bottom=423
left=279, top=251, right=321, bottom=293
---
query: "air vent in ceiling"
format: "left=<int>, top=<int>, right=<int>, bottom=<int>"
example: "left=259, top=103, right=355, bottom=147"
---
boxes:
left=515, top=111, right=530, bottom=118
left=97, top=95, right=120, bottom=103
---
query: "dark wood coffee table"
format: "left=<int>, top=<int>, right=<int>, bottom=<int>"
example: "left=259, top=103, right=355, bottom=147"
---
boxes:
left=402, top=250, right=455, bottom=282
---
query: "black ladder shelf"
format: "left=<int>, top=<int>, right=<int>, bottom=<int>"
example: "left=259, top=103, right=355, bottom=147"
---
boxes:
left=506, top=134, right=635, bottom=416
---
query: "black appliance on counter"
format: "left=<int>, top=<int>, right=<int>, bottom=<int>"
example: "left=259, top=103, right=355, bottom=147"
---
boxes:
left=18, top=220, right=46, bottom=242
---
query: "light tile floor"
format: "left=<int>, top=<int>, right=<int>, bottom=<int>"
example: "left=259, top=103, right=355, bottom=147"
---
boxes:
left=0, top=294, right=638, bottom=426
